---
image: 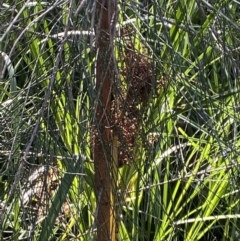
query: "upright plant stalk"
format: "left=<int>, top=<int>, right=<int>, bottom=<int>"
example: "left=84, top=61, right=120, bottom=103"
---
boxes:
left=94, top=0, right=117, bottom=240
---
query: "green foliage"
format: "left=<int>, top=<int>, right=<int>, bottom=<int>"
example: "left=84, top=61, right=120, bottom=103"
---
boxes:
left=1, top=0, right=240, bottom=240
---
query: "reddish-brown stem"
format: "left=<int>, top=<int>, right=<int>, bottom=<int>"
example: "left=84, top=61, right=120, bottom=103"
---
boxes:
left=93, top=1, right=116, bottom=240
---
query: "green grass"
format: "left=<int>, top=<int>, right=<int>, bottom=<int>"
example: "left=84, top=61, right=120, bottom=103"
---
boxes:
left=1, top=0, right=240, bottom=240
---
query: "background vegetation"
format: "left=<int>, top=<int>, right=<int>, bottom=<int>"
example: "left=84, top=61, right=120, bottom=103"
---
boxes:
left=1, top=0, right=240, bottom=240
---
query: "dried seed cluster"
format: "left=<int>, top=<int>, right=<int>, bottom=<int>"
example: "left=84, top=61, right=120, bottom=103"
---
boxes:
left=112, top=45, right=154, bottom=167
left=22, top=166, right=70, bottom=223
left=92, top=27, right=167, bottom=168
